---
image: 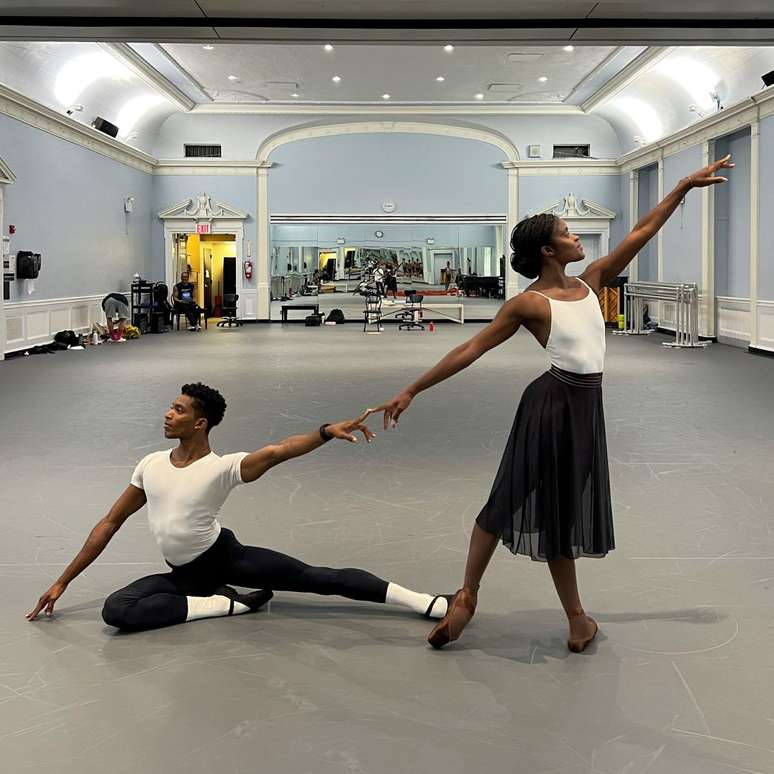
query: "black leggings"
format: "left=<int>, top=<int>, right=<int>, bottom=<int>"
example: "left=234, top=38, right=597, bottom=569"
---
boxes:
left=102, top=528, right=388, bottom=632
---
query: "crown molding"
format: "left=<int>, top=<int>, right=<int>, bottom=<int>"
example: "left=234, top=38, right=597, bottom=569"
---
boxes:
left=98, top=43, right=195, bottom=112
left=189, top=102, right=584, bottom=117
left=270, top=213, right=505, bottom=224
left=154, top=159, right=260, bottom=175
left=505, top=159, right=619, bottom=176
left=0, top=82, right=156, bottom=174
left=581, top=46, right=675, bottom=113
left=618, top=87, right=774, bottom=172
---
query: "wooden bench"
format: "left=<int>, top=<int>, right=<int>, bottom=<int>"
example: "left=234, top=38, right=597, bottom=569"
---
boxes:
left=281, top=303, right=320, bottom=324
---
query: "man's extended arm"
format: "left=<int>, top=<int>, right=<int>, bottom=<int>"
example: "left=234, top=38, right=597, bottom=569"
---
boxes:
left=27, top=484, right=147, bottom=620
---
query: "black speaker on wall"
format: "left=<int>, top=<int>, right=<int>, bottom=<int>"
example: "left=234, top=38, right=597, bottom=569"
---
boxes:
left=763, top=70, right=774, bottom=88
left=92, top=116, right=119, bottom=138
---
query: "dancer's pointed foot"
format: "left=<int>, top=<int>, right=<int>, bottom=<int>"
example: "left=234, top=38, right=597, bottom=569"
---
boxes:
left=567, top=613, right=598, bottom=653
left=427, top=588, right=477, bottom=649
left=214, top=585, right=273, bottom=615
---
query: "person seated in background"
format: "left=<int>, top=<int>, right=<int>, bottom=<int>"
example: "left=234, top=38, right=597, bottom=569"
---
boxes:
left=101, top=292, right=130, bottom=342
left=172, top=271, right=202, bottom=332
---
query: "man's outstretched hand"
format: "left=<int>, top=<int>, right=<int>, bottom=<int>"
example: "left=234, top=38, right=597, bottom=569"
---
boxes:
left=27, top=581, right=67, bottom=621
left=327, top=410, right=380, bottom=443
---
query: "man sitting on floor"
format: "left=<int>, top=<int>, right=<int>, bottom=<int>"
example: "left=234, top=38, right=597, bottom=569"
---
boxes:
left=27, top=383, right=450, bottom=631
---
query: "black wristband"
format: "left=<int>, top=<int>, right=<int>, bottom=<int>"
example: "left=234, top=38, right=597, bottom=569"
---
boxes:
left=319, top=423, right=334, bottom=442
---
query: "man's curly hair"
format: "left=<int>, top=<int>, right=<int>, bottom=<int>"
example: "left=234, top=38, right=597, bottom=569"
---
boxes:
left=181, top=382, right=226, bottom=432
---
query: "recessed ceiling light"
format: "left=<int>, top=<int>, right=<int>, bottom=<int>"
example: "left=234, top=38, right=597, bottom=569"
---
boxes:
left=202, top=45, right=214, bottom=51
left=538, top=76, right=548, bottom=82
left=332, top=75, right=342, bottom=83
left=291, top=92, right=299, bottom=98
left=444, top=45, right=454, bottom=53
left=228, top=75, right=239, bottom=81
left=475, top=93, right=484, bottom=100
left=436, top=76, right=445, bottom=82
left=324, top=44, right=334, bottom=52
left=382, top=93, right=391, bottom=100
left=563, top=45, right=575, bottom=52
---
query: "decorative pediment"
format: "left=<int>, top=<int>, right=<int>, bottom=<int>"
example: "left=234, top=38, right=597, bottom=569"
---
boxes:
left=0, top=155, right=16, bottom=185
left=536, top=194, right=616, bottom=220
left=158, top=193, right=247, bottom=221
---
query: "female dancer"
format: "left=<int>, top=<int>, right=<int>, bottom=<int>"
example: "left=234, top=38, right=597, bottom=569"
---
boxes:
left=379, top=155, right=733, bottom=651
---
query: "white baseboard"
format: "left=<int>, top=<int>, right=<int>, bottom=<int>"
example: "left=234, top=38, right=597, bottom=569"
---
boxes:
left=3, top=293, right=109, bottom=354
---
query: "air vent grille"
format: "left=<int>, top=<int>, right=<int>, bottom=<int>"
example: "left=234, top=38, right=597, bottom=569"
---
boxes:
left=553, top=144, right=590, bottom=159
left=184, top=144, right=222, bottom=158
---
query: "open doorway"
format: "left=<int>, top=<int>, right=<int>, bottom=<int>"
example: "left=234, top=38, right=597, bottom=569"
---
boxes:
left=172, top=233, right=236, bottom=318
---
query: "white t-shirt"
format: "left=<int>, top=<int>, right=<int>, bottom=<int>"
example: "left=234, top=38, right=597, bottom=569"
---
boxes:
left=130, top=450, right=249, bottom=566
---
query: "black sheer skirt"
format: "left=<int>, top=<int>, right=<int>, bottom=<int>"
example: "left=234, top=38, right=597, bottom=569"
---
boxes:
left=476, top=366, right=615, bottom=562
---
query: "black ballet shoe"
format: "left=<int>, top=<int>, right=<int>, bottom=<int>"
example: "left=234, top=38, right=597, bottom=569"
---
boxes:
left=426, top=588, right=477, bottom=649
left=567, top=615, right=598, bottom=653
left=422, top=594, right=455, bottom=619
left=215, top=585, right=273, bottom=615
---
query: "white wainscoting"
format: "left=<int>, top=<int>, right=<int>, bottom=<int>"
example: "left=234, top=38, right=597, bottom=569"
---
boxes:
left=757, top=300, right=774, bottom=353
left=4, top=294, right=108, bottom=354
left=657, top=295, right=753, bottom=347
left=239, top=290, right=258, bottom=320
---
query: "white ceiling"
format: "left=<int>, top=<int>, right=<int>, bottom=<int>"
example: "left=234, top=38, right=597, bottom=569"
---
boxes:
left=160, top=43, right=635, bottom=104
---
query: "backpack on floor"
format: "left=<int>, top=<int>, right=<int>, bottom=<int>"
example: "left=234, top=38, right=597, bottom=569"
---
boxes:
left=53, top=330, right=79, bottom=347
left=304, top=313, right=323, bottom=327
left=327, top=308, right=345, bottom=324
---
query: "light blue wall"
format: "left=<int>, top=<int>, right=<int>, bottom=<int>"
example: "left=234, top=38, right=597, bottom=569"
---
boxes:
left=268, top=133, right=506, bottom=214
left=637, top=164, right=659, bottom=281
left=152, top=113, right=622, bottom=161
left=0, top=113, right=152, bottom=301
left=662, top=145, right=703, bottom=285
left=610, top=173, right=629, bottom=251
left=152, top=175, right=257, bottom=288
left=714, top=128, right=751, bottom=298
left=518, top=174, right=621, bottom=219
left=272, top=223, right=496, bottom=246
left=758, top=115, right=774, bottom=301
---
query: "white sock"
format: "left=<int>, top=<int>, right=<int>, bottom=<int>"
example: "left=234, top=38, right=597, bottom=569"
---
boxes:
left=185, top=594, right=249, bottom=622
left=385, top=583, right=448, bottom=619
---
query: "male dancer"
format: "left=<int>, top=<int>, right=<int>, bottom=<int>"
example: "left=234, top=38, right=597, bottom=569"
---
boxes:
left=27, top=383, right=449, bottom=631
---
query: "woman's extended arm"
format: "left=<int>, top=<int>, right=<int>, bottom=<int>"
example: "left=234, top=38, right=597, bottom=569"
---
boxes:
left=381, top=294, right=530, bottom=428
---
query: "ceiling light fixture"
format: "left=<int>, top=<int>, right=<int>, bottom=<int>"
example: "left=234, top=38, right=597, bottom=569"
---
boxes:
left=382, top=93, right=391, bottom=100
left=436, top=76, right=445, bottom=82
left=324, top=44, right=334, bottom=52
left=474, top=93, right=484, bottom=100
left=228, top=75, right=239, bottom=81
left=538, top=76, right=548, bottom=83
left=444, top=45, right=454, bottom=53
left=203, top=45, right=214, bottom=51
left=563, top=45, right=574, bottom=52
left=291, top=92, right=299, bottom=98
left=332, top=75, right=342, bottom=83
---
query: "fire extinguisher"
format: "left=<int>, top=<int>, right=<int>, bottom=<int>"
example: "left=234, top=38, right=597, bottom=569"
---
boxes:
left=243, top=260, right=253, bottom=280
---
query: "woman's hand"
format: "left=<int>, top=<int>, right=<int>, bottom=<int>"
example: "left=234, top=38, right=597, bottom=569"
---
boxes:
left=327, top=410, right=379, bottom=443
left=380, top=391, right=414, bottom=430
left=686, top=154, right=734, bottom=188
left=27, top=581, right=67, bottom=621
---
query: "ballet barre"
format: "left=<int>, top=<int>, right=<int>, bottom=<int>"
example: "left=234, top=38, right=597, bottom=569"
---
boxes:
left=613, top=280, right=708, bottom=349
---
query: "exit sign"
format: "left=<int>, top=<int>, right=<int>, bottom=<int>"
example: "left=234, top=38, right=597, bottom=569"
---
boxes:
left=196, top=223, right=210, bottom=234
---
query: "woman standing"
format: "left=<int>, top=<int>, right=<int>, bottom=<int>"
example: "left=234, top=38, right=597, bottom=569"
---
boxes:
left=378, top=156, right=733, bottom=651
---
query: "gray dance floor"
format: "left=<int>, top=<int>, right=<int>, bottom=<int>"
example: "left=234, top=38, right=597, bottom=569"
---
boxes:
left=2, top=324, right=773, bottom=774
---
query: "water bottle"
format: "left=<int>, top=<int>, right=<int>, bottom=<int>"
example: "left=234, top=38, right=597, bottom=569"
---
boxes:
left=91, top=330, right=99, bottom=346
left=428, top=320, right=435, bottom=333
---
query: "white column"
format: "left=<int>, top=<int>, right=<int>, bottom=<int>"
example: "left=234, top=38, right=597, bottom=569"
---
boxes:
left=503, top=162, right=520, bottom=299
left=0, top=186, right=5, bottom=361
left=750, top=121, right=760, bottom=349
left=701, top=140, right=715, bottom=338
left=628, top=170, right=639, bottom=281
left=657, top=156, right=665, bottom=282
left=256, top=163, right=272, bottom=320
